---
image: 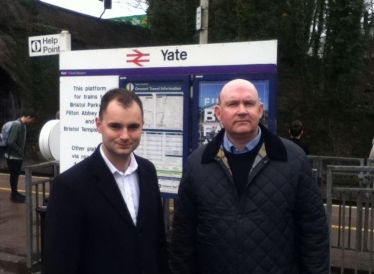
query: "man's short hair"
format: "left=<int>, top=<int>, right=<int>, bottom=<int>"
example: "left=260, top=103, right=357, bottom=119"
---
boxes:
left=99, top=88, right=143, bottom=119
left=21, top=109, right=37, bottom=119
left=290, top=120, right=303, bottom=137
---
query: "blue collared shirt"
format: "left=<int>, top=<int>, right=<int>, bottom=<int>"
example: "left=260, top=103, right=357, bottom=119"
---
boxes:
left=223, top=127, right=262, bottom=154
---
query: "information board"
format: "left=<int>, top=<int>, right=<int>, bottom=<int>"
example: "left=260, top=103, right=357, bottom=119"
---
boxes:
left=59, top=40, right=278, bottom=197
left=60, top=76, right=118, bottom=172
left=119, top=75, right=190, bottom=197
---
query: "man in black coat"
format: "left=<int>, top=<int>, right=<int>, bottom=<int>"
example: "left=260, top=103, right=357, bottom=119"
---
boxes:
left=44, top=88, right=170, bottom=274
left=289, top=119, right=310, bottom=155
left=170, top=79, right=329, bottom=274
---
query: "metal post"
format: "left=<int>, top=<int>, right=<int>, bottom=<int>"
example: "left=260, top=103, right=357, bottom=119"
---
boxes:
left=199, top=0, right=209, bottom=44
left=25, top=166, right=33, bottom=269
left=340, top=192, right=346, bottom=273
left=356, top=192, right=363, bottom=252
left=326, top=168, right=333, bottom=274
left=163, top=198, right=170, bottom=234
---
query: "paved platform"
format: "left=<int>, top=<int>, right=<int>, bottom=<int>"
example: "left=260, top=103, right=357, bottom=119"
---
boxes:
left=0, top=173, right=31, bottom=274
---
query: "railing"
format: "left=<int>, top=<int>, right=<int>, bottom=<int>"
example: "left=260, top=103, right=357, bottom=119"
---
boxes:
left=308, top=155, right=365, bottom=187
left=326, top=165, right=374, bottom=273
left=368, top=158, right=374, bottom=166
left=24, top=157, right=374, bottom=272
left=25, top=161, right=59, bottom=269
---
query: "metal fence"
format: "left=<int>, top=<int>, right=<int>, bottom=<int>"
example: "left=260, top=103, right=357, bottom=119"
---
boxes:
left=24, top=157, right=374, bottom=272
left=25, top=161, right=59, bottom=269
left=308, top=155, right=365, bottom=186
left=326, top=165, right=374, bottom=273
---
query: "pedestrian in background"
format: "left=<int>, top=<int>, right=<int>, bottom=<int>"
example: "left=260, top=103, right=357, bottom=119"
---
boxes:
left=369, top=137, right=374, bottom=159
left=289, top=119, right=310, bottom=155
left=44, top=88, right=170, bottom=274
left=5, top=112, right=36, bottom=203
left=170, top=79, right=329, bottom=274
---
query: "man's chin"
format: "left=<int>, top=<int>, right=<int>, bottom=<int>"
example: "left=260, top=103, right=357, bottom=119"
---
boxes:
left=229, top=128, right=257, bottom=137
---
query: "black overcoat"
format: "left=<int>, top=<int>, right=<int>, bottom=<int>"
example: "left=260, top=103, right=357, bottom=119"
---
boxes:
left=43, top=146, right=170, bottom=274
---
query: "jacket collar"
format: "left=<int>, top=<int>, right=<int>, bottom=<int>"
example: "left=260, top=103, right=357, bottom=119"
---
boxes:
left=201, top=124, right=287, bottom=163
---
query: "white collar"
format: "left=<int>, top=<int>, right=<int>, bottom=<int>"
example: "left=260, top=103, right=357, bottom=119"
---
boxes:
left=99, top=145, right=138, bottom=175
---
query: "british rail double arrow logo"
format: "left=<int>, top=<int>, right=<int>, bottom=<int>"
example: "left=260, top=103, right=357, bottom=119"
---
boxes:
left=126, top=49, right=150, bottom=67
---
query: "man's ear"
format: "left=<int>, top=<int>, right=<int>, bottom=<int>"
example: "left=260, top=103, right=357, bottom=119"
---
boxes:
left=214, top=105, right=221, bottom=121
left=95, top=117, right=102, bottom=133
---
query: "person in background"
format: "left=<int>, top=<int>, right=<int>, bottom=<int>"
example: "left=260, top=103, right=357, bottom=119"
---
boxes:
left=170, top=79, right=329, bottom=274
left=369, top=137, right=374, bottom=159
left=43, top=88, right=170, bottom=274
left=289, top=119, right=310, bottom=155
left=6, top=113, right=36, bottom=203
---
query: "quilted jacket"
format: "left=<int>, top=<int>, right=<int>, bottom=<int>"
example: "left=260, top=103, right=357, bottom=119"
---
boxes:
left=170, top=124, right=329, bottom=274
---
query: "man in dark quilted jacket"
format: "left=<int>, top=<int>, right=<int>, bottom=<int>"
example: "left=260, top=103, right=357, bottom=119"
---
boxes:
left=170, top=79, right=329, bottom=274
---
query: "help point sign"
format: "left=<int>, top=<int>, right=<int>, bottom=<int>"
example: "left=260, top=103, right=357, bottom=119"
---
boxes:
left=29, top=31, right=71, bottom=57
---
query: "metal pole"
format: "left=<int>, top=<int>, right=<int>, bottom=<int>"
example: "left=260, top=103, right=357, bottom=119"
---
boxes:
left=25, top=166, right=33, bottom=269
left=326, top=168, right=333, bottom=274
left=163, top=199, right=170, bottom=234
left=199, top=0, right=209, bottom=44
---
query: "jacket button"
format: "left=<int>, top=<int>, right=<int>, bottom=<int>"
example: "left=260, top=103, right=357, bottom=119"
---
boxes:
left=238, top=214, right=242, bottom=219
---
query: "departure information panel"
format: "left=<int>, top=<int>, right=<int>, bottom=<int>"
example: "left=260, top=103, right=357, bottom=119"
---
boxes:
left=120, top=75, right=190, bottom=197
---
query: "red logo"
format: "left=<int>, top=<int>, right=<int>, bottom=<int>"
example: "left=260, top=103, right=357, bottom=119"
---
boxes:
left=126, top=50, right=150, bottom=67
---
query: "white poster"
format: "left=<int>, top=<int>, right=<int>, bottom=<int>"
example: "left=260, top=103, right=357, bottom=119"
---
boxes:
left=59, top=76, right=118, bottom=172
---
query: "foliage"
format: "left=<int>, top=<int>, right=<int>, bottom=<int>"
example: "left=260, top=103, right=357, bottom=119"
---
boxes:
left=147, top=0, right=374, bottom=157
left=147, top=0, right=198, bottom=45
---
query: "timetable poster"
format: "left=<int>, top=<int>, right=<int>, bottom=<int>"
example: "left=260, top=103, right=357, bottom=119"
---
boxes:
left=121, top=79, right=186, bottom=195
left=198, top=80, right=270, bottom=146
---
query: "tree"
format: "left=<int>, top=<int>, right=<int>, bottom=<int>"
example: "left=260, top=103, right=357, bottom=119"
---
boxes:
left=147, top=0, right=374, bottom=157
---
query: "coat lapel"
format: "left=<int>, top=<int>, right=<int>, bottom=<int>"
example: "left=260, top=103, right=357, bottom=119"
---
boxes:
left=135, top=160, right=149, bottom=228
left=135, top=155, right=156, bottom=227
left=89, top=148, right=136, bottom=227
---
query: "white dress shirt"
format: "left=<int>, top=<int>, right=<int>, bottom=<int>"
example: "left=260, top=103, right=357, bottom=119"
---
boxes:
left=100, top=146, right=140, bottom=225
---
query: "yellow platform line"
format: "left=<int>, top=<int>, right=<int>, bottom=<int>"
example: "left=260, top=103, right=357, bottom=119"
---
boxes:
left=0, top=187, right=49, bottom=196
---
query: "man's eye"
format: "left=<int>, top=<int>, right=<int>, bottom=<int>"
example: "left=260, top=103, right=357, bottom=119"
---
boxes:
left=246, top=101, right=257, bottom=107
left=110, top=124, right=121, bottom=129
left=128, top=124, right=140, bottom=130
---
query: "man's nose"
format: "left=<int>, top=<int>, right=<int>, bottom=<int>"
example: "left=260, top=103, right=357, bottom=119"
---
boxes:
left=120, top=128, right=130, bottom=139
left=237, top=103, right=247, bottom=114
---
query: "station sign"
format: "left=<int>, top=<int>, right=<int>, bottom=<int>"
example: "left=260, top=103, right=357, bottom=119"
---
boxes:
left=29, top=31, right=71, bottom=57
left=59, top=40, right=278, bottom=197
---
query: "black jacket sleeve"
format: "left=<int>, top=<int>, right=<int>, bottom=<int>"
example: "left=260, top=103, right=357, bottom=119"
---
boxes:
left=43, top=174, right=84, bottom=274
left=170, top=162, right=198, bottom=274
left=295, top=155, right=330, bottom=273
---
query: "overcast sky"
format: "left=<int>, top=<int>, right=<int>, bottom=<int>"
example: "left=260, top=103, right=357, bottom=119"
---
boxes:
left=40, top=0, right=148, bottom=19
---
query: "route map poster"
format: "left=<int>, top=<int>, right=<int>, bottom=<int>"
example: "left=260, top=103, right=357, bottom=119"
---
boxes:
left=120, top=77, right=189, bottom=196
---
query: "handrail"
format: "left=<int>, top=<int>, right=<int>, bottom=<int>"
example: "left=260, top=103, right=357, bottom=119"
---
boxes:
left=25, top=161, right=59, bottom=269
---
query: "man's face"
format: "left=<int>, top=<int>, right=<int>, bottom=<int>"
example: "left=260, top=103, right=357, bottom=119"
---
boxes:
left=95, top=99, right=144, bottom=164
left=24, top=116, right=36, bottom=124
left=215, top=81, right=263, bottom=141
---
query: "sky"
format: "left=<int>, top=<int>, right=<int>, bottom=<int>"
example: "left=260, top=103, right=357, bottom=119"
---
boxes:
left=41, top=0, right=148, bottom=19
